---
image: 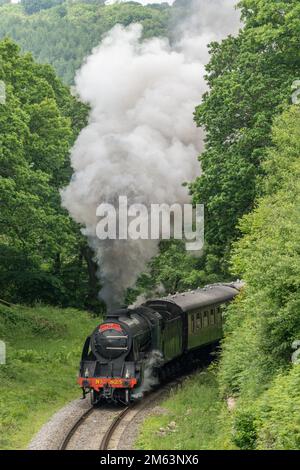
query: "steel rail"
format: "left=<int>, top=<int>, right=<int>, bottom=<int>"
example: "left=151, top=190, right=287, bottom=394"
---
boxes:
left=59, top=406, right=95, bottom=450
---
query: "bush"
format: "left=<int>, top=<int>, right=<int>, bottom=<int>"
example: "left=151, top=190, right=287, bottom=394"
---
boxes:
left=256, top=365, right=300, bottom=449
left=231, top=365, right=300, bottom=450
left=232, top=408, right=258, bottom=450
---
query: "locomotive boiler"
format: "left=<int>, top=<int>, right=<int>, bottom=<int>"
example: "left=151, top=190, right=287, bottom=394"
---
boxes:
left=78, top=282, right=243, bottom=405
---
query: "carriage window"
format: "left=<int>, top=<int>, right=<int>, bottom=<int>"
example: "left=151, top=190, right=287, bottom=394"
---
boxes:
left=210, top=309, right=215, bottom=325
left=191, top=314, right=195, bottom=333
left=196, top=312, right=201, bottom=330
left=203, top=311, right=208, bottom=327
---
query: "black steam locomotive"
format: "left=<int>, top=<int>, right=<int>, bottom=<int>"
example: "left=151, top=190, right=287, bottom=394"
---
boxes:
left=78, top=282, right=243, bottom=405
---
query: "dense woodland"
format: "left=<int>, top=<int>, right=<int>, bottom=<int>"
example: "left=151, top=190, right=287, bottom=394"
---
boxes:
left=0, top=0, right=300, bottom=449
left=0, top=37, right=100, bottom=310
left=0, top=0, right=173, bottom=84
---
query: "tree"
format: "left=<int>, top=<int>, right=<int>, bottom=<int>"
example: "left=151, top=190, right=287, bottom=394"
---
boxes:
left=191, top=0, right=300, bottom=279
left=126, top=240, right=214, bottom=305
left=21, top=0, right=64, bottom=15
left=219, top=105, right=300, bottom=397
left=218, top=105, right=300, bottom=450
left=0, top=2, right=172, bottom=84
left=0, top=39, right=100, bottom=311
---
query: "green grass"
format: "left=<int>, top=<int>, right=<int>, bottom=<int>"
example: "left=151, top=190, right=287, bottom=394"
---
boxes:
left=136, top=369, right=236, bottom=450
left=0, top=303, right=97, bottom=450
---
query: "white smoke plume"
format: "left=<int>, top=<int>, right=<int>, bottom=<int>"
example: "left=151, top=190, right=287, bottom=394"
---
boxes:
left=131, top=350, right=164, bottom=399
left=61, top=0, right=240, bottom=310
left=130, top=283, right=166, bottom=308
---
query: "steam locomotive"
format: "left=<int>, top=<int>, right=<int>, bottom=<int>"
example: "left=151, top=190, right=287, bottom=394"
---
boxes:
left=78, top=282, right=243, bottom=405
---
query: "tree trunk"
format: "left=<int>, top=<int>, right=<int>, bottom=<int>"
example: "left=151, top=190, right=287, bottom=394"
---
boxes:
left=80, top=244, right=99, bottom=308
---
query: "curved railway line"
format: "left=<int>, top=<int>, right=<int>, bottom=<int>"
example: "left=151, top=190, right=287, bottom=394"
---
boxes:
left=59, top=407, right=95, bottom=450
left=60, top=380, right=182, bottom=451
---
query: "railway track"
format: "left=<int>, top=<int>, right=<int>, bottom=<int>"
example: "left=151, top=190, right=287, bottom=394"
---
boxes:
left=60, top=380, right=182, bottom=451
left=99, top=405, right=132, bottom=450
left=59, top=407, right=95, bottom=450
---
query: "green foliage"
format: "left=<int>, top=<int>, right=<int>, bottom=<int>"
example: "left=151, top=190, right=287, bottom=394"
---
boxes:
left=127, top=240, right=218, bottom=304
left=191, top=0, right=300, bottom=278
left=232, top=365, right=300, bottom=449
left=232, top=407, right=257, bottom=449
left=0, top=305, right=67, bottom=337
left=144, top=241, right=206, bottom=293
left=218, top=106, right=300, bottom=449
left=137, top=370, right=236, bottom=450
left=255, top=365, right=300, bottom=449
left=0, top=303, right=96, bottom=449
left=0, top=1, right=172, bottom=84
left=22, top=0, right=64, bottom=15
left=0, top=39, right=101, bottom=310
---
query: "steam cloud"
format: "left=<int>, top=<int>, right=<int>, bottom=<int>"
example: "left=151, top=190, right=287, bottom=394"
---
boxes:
left=131, top=350, right=164, bottom=399
left=61, top=0, right=240, bottom=310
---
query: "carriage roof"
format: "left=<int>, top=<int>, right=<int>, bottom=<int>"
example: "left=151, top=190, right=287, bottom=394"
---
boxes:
left=144, top=282, right=243, bottom=313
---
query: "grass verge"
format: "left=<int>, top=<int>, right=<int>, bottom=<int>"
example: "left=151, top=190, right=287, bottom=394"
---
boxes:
left=0, top=303, right=96, bottom=450
left=136, top=369, right=236, bottom=450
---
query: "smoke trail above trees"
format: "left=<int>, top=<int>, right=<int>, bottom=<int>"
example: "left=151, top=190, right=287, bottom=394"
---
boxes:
left=61, top=0, right=240, bottom=309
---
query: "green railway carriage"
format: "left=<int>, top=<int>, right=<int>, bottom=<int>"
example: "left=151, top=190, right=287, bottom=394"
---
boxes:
left=144, top=282, right=242, bottom=361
